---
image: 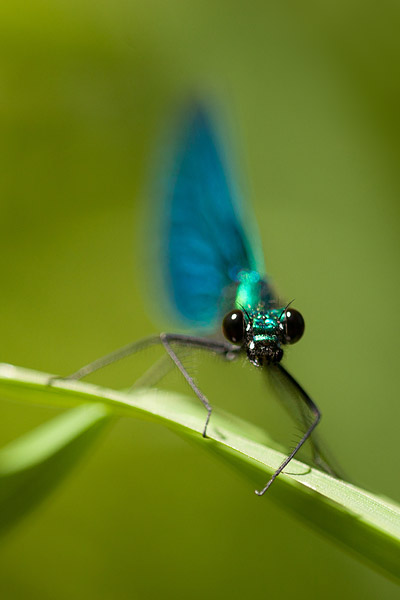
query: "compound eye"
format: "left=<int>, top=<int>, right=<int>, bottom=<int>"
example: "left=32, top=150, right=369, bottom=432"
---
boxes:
left=283, top=308, right=305, bottom=344
left=222, top=310, right=244, bottom=344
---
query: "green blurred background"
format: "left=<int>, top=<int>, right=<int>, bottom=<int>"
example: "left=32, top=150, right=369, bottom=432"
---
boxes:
left=1, top=1, right=399, bottom=598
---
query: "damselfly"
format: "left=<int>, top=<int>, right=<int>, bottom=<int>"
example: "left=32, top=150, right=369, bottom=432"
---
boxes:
left=62, top=105, right=341, bottom=495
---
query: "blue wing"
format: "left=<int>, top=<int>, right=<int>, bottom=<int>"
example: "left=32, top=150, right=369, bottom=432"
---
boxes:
left=158, top=106, right=264, bottom=331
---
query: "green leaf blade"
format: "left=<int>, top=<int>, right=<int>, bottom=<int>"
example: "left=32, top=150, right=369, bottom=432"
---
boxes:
left=0, top=363, right=399, bottom=582
left=0, top=397, right=112, bottom=535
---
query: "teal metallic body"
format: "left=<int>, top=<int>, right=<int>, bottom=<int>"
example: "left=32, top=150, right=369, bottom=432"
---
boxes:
left=234, top=270, right=262, bottom=310
left=233, top=268, right=286, bottom=366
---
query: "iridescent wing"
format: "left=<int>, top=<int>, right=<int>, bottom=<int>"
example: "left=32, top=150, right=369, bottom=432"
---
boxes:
left=156, top=106, right=265, bottom=331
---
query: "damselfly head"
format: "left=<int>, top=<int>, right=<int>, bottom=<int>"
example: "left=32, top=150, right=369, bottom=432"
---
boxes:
left=222, top=306, right=305, bottom=367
